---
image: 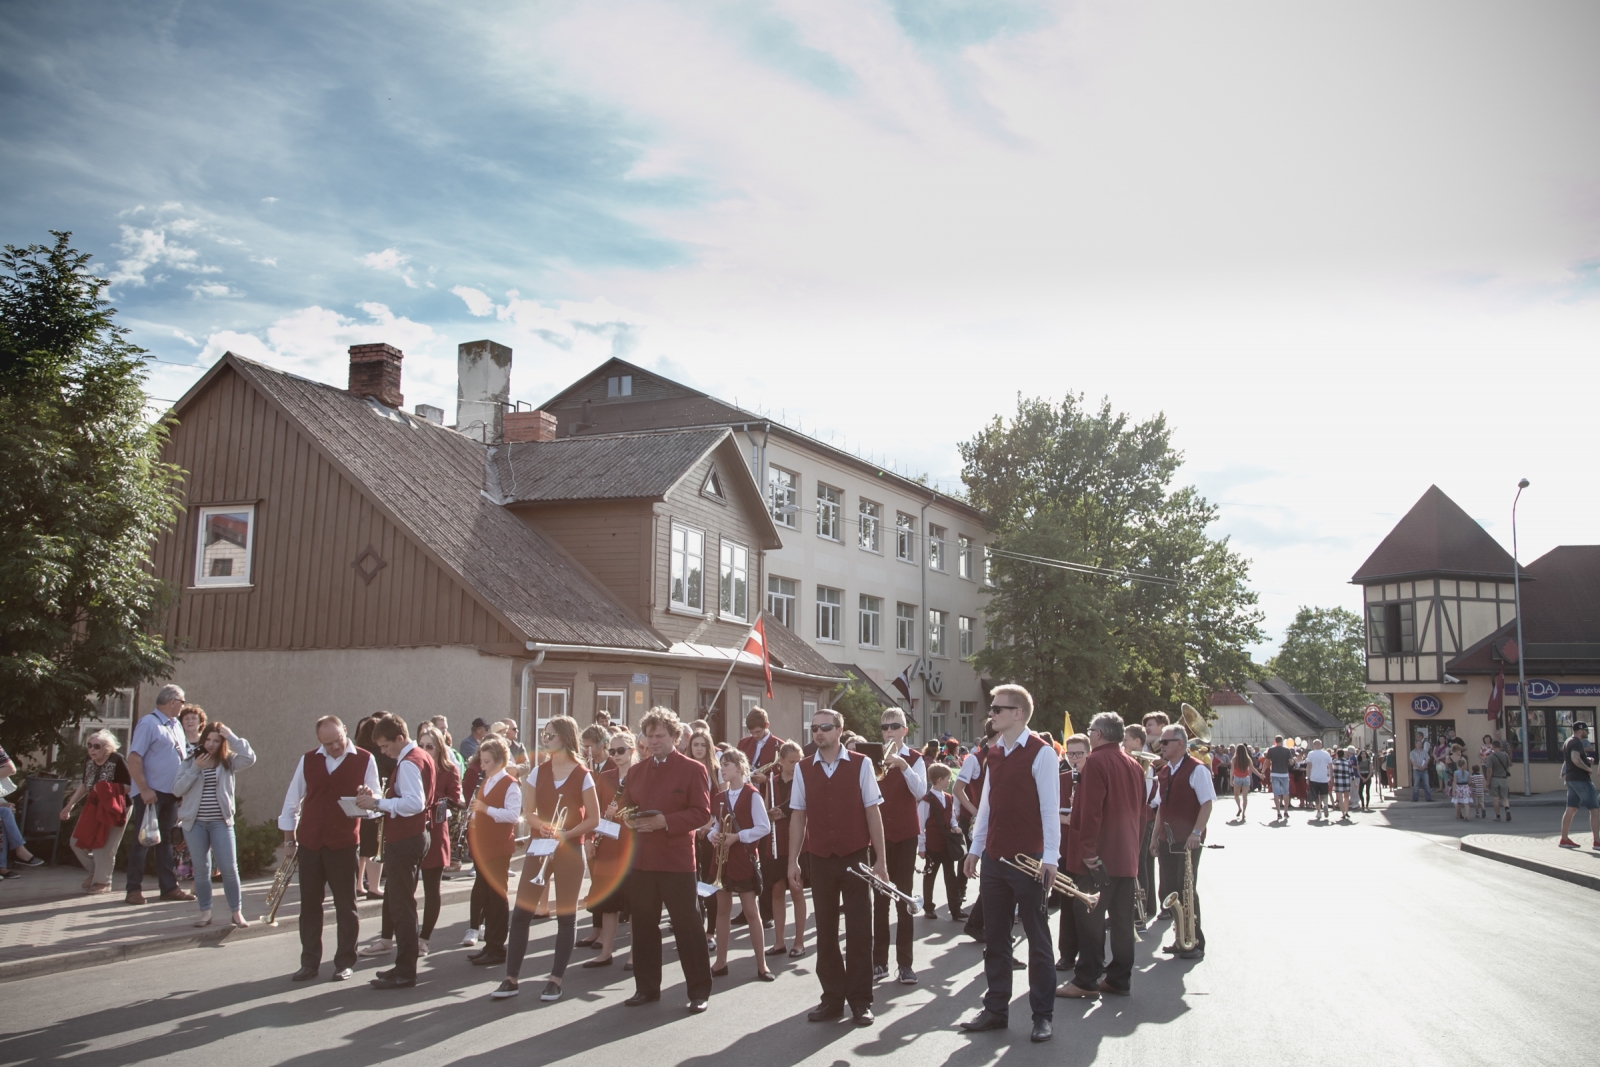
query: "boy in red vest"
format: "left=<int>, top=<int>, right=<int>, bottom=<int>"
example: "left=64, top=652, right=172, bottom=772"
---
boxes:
left=356, top=716, right=436, bottom=989
left=1150, top=724, right=1213, bottom=959
left=873, top=706, right=927, bottom=985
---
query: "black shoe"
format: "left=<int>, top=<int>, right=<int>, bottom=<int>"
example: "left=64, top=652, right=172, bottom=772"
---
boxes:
left=582, top=957, right=614, bottom=968
left=490, top=979, right=519, bottom=1000
left=370, top=973, right=416, bottom=989
left=949, top=909, right=968, bottom=921
left=1031, top=1017, right=1053, bottom=1043
left=14, top=855, right=44, bottom=867
left=852, top=1008, right=874, bottom=1027
left=1011, top=957, right=1026, bottom=970
left=1157, top=908, right=1172, bottom=920
left=711, top=965, right=729, bottom=977
left=1160, top=944, right=1179, bottom=955
left=763, top=919, right=774, bottom=930
left=470, top=951, right=507, bottom=967
left=872, top=964, right=889, bottom=981
left=1055, top=957, right=1070, bottom=971
left=898, top=967, right=917, bottom=985
left=541, top=981, right=563, bottom=1002
left=730, top=911, right=746, bottom=925
left=291, top=965, right=319, bottom=982
left=574, top=937, right=600, bottom=949
left=808, top=1003, right=845, bottom=1023
left=959, top=1010, right=1008, bottom=1032
left=330, top=967, right=353, bottom=982
left=1178, top=947, right=1205, bottom=960
left=624, top=991, right=660, bottom=1006
left=687, top=999, right=709, bottom=1014
left=767, top=945, right=788, bottom=956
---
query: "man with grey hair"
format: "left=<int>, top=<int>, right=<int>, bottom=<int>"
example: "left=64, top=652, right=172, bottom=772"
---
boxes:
left=1150, top=724, right=1214, bottom=959
left=124, top=684, right=195, bottom=905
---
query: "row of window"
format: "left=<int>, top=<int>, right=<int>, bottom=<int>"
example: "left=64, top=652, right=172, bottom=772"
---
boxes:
left=768, top=468, right=982, bottom=578
left=669, top=523, right=751, bottom=621
left=926, top=700, right=981, bottom=742
left=1503, top=707, right=1593, bottom=762
left=765, top=576, right=976, bottom=657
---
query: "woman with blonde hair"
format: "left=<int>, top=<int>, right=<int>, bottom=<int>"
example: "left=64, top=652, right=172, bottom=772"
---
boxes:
left=706, top=748, right=775, bottom=982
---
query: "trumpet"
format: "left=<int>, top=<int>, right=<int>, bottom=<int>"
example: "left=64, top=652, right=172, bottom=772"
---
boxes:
left=751, top=757, right=783, bottom=779
left=529, top=800, right=569, bottom=886
left=711, top=813, right=736, bottom=890
left=998, top=853, right=1101, bottom=909
left=261, top=848, right=298, bottom=926
left=847, top=862, right=922, bottom=914
left=610, top=803, right=640, bottom=825
left=1131, top=750, right=1162, bottom=767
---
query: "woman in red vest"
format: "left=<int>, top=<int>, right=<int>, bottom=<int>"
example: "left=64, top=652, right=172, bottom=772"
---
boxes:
left=464, top=738, right=520, bottom=966
left=766, top=740, right=807, bottom=958
left=584, top=728, right=637, bottom=968
left=706, top=749, right=775, bottom=982
left=416, top=725, right=463, bottom=955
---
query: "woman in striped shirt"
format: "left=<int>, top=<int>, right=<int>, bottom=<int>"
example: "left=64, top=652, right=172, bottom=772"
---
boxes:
left=175, top=720, right=256, bottom=928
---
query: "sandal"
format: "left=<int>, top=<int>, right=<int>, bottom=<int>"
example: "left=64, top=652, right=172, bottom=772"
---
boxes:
left=788, top=946, right=806, bottom=958
left=194, top=914, right=214, bottom=928
left=756, top=970, right=776, bottom=982
left=231, top=914, right=251, bottom=928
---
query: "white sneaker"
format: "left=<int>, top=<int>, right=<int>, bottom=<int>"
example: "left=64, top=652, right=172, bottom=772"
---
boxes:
left=460, top=927, right=481, bottom=948
left=357, top=938, right=393, bottom=958
left=418, top=939, right=430, bottom=957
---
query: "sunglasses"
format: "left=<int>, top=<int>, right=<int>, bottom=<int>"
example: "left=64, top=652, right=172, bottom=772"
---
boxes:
left=880, top=722, right=904, bottom=731
left=989, top=704, right=1019, bottom=713
left=86, top=743, right=106, bottom=750
left=540, top=732, right=556, bottom=741
left=1161, top=738, right=1184, bottom=745
left=607, top=746, right=630, bottom=755
left=810, top=723, right=839, bottom=733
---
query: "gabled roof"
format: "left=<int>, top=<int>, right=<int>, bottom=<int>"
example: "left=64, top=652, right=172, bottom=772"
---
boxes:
left=177, top=353, right=668, bottom=652
left=1351, top=485, right=1518, bottom=584
left=491, top=429, right=730, bottom=503
left=762, top=613, right=848, bottom=680
left=1244, top=678, right=1343, bottom=737
left=1447, top=545, right=1600, bottom=673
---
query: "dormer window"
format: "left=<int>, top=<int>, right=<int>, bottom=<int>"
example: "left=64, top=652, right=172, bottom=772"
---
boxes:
left=606, top=374, right=633, bottom=397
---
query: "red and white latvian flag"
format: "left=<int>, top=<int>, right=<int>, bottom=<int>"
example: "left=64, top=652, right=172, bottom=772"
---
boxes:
left=743, top=617, right=773, bottom=698
left=1486, top=670, right=1505, bottom=723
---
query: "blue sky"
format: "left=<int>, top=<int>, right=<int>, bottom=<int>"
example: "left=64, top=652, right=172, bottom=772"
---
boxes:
left=4, top=0, right=1598, bottom=656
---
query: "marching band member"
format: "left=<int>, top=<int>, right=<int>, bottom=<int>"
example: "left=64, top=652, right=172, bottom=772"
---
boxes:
left=957, top=721, right=996, bottom=941
left=1058, top=713, right=1143, bottom=1001
left=415, top=725, right=463, bottom=956
left=1123, top=723, right=1158, bottom=922
left=356, top=716, right=437, bottom=989
left=280, top=716, right=379, bottom=983
left=464, top=738, right=520, bottom=968
left=873, top=707, right=927, bottom=985
left=738, top=706, right=784, bottom=931
left=576, top=724, right=617, bottom=950
left=1150, top=724, right=1213, bottom=960
left=958, top=684, right=1060, bottom=1044
left=765, top=740, right=807, bottom=958
left=788, top=708, right=888, bottom=1027
left=707, top=749, right=775, bottom=982
left=1053, top=732, right=1088, bottom=966
left=491, top=716, right=600, bottom=1002
left=619, top=707, right=714, bottom=1013
left=584, top=729, right=636, bottom=968
left=917, top=763, right=966, bottom=920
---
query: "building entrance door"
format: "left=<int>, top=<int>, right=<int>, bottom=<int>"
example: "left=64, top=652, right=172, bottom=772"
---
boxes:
left=1408, top=719, right=1456, bottom=787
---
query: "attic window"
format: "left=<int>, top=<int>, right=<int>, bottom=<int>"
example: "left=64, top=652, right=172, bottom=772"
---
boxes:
left=702, top=469, right=724, bottom=501
left=606, top=374, right=633, bottom=398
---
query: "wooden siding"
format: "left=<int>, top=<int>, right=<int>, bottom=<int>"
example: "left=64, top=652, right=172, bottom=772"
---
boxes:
left=152, top=365, right=517, bottom=651
left=652, top=442, right=768, bottom=645
left=514, top=500, right=654, bottom=625
left=553, top=366, right=696, bottom=408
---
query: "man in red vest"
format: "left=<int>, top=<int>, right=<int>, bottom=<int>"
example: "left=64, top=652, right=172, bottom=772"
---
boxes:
left=1150, top=724, right=1214, bottom=959
left=872, top=706, right=927, bottom=985
left=1058, top=712, right=1145, bottom=999
left=788, top=707, right=889, bottom=1027
left=280, top=715, right=380, bottom=983
left=958, top=684, right=1061, bottom=1044
left=737, top=706, right=785, bottom=930
left=356, top=716, right=436, bottom=989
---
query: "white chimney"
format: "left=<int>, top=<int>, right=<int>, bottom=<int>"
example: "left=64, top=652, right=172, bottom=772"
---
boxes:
left=457, top=340, right=511, bottom=444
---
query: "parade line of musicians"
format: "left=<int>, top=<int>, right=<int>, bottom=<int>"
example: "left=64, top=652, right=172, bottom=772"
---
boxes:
left=277, top=687, right=1213, bottom=1044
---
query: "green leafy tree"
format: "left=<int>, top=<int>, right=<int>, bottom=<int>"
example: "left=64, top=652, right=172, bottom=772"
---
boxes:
left=960, top=394, right=1263, bottom=735
left=831, top=672, right=893, bottom=740
left=0, top=233, right=183, bottom=756
left=1267, top=606, right=1371, bottom=723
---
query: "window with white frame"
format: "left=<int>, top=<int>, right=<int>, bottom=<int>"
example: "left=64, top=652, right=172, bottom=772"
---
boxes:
left=719, top=539, right=749, bottom=621
left=670, top=522, right=705, bottom=612
left=802, top=698, right=818, bottom=721
left=606, top=374, right=633, bottom=397
left=928, top=524, right=946, bottom=571
left=858, top=499, right=882, bottom=553
left=896, top=602, right=917, bottom=652
left=194, top=505, right=256, bottom=586
left=768, top=576, right=797, bottom=629
left=959, top=700, right=977, bottom=742
left=859, top=594, right=882, bottom=648
left=531, top=687, right=569, bottom=739
left=83, top=688, right=135, bottom=751
left=928, top=699, right=949, bottom=740
left=817, top=483, right=842, bottom=540
left=816, top=586, right=843, bottom=642
left=958, top=535, right=974, bottom=579
left=596, top=689, right=625, bottom=726
left=770, top=467, right=798, bottom=528
left=928, top=609, right=948, bottom=656
left=896, top=512, right=916, bottom=563
left=958, top=616, right=975, bottom=659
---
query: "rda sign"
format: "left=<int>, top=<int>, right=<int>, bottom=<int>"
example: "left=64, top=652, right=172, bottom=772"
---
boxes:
left=1410, top=695, right=1442, bottom=717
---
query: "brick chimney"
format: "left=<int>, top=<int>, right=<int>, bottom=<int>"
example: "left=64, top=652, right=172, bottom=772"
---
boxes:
left=348, top=343, right=404, bottom=408
left=504, top=410, right=557, bottom=443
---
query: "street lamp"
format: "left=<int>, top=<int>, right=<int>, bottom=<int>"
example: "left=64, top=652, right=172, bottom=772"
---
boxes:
left=1512, top=478, right=1531, bottom=797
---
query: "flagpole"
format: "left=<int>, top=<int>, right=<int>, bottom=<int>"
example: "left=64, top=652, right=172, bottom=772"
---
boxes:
left=706, top=653, right=741, bottom=729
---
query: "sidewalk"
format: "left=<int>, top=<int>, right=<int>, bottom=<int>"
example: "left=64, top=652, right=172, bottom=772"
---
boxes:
left=1385, top=789, right=1568, bottom=807
left=0, top=862, right=475, bottom=983
left=1460, top=834, right=1600, bottom=892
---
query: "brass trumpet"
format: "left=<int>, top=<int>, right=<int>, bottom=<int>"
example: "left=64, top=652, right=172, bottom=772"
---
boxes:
left=711, top=813, right=736, bottom=890
left=529, top=800, right=569, bottom=886
left=998, top=853, right=1101, bottom=909
left=261, top=848, right=298, bottom=926
left=847, top=862, right=922, bottom=914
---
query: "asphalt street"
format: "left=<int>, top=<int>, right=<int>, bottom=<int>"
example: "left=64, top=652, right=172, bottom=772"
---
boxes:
left=1, top=798, right=1588, bottom=1067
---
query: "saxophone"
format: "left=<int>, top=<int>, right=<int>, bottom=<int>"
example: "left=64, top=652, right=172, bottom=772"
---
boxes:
left=261, top=848, right=298, bottom=926
left=1161, top=828, right=1199, bottom=953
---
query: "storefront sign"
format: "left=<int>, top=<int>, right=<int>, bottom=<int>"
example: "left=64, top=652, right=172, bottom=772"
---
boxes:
left=1363, top=706, right=1387, bottom=730
left=1504, top=679, right=1600, bottom=700
left=1411, top=695, right=1442, bottom=716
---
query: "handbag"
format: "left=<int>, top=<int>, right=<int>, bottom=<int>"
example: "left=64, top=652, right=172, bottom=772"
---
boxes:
left=138, top=802, right=162, bottom=846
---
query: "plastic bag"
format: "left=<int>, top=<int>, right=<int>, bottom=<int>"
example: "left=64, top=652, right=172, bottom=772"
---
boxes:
left=138, top=803, right=162, bottom=846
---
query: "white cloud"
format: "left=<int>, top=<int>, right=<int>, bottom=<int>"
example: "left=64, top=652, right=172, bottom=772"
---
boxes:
left=110, top=224, right=220, bottom=286
left=360, top=248, right=419, bottom=287
left=251, top=255, right=278, bottom=266
left=261, top=196, right=279, bottom=203
left=199, top=303, right=442, bottom=386
left=451, top=285, right=495, bottom=317
left=189, top=282, right=238, bottom=297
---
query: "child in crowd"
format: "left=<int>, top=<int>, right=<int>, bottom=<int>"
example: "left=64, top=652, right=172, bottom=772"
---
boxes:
left=1469, top=765, right=1487, bottom=819
left=1451, top=757, right=1473, bottom=820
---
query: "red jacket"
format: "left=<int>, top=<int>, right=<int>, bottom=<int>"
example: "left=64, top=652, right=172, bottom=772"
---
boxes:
left=621, top=749, right=712, bottom=873
left=72, top=780, right=128, bottom=850
left=1069, top=743, right=1145, bottom=878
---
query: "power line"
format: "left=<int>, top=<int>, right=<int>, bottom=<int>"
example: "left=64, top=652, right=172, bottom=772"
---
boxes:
left=988, top=547, right=1182, bottom=587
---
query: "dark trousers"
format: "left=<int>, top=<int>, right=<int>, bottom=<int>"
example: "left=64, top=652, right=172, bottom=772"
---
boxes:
left=1061, top=874, right=1135, bottom=991
left=125, top=791, right=180, bottom=893
left=297, top=845, right=360, bottom=970
left=809, top=849, right=874, bottom=1012
left=922, top=851, right=965, bottom=917
left=382, top=831, right=428, bottom=978
left=872, top=837, right=918, bottom=969
left=980, top=855, right=1053, bottom=1021
left=1137, top=820, right=1156, bottom=914
left=419, top=868, right=443, bottom=940
left=1156, top=845, right=1204, bottom=950
left=630, top=869, right=713, bottom=1002
left=471, top=853, right=512, bottom=953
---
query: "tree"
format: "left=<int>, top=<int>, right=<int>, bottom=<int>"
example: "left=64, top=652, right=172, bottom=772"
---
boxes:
left=1267, top=606, right=1371, bottom=724
left=0, top=233, right=183, bottom=756
left=832, top=672, right=894, bottom=740
left=960, top=394, right=1263, bottom=735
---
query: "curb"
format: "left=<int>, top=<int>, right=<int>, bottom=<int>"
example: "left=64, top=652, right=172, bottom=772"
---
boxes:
left=1458, top=840, right=1600, bottom=892
left=0, top=880, right=476, bottom=984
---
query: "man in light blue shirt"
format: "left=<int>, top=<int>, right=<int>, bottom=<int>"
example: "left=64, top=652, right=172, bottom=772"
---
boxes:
left=124, top=684, right=195, bottom=904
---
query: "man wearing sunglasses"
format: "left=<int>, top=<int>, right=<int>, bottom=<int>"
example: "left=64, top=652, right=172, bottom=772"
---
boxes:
left=788, top=709, right=890, bottom=1027
left=872, top=707, right=928, bottom=986
left=958, top=684, right=1060, bottom=1044
left=1149, top=724, right=1213, bottom=959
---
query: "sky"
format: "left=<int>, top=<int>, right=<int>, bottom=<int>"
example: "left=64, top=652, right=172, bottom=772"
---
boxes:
left=3, top=0, right=1597, bottom=659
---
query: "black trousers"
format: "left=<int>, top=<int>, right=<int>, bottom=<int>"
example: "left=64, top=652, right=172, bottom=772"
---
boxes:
left=383, top=831, right=428, bottom=978
left=1137, top=820, right=1156, bottom=914
left=922, top=851, right=965, bottom=918
left=471, top=853, right=512, bottom=953
left=872, top=837, right=918, bottom=969
left=297, top=845, right=360, bottom=970
left=1062, top=874, right=1135, bottom=991
left=125, top=791, right=181, bottom=893
left=1156, top=845, right=1204, bottom=949
left=809, top=849, right=873, bottom=1012
left=630, top=869, right=713, bottom=1002
left=980, top=855, right=1053, bottom=1021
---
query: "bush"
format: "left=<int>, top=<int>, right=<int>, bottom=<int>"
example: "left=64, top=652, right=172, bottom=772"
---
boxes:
left=233, top=802, right=282, bottom=877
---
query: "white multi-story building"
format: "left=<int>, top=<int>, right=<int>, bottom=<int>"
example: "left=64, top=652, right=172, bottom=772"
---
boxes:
left=537, top=358, right=995, bottom=743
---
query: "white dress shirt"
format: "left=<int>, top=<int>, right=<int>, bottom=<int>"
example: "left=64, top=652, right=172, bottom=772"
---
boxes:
left=377, top=742, right=427, bottom=818
left=1153, top=759, right=1217, bottom=808
left=719, top=788, right=772, bottom=844
left=957, top=751, right=981, bottom=784
left=888, top=742, right=929, bottom=803
left=524, top=763, right=592, bottom=808
left=787, top=748, right=883, bottom=810
left=278, top=745, right=383, bottom=831
left=477, top=768, right=522, bottom=824
left=916, top=791, right=961, bottom=851
left=968, top=729, right=1062, bottom=866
